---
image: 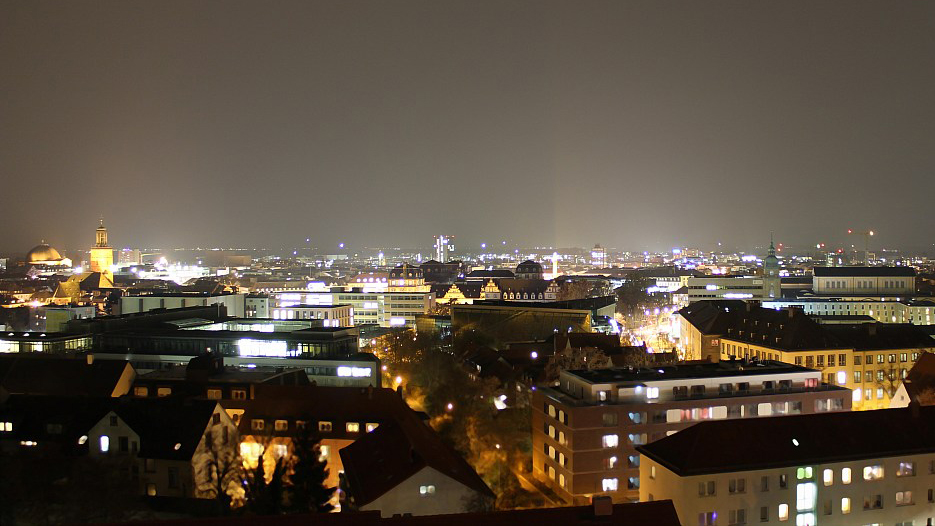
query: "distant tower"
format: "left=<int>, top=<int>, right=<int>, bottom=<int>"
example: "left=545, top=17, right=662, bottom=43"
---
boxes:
left=591, top=244, right=606, bottom=268
left=763, top=236, right=780, bottom=299
left=89, top=217, right=114, bottom=282
left=434, top=235, right=454, bottom=262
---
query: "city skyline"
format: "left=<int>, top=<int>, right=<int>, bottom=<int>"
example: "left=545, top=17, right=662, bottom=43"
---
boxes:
left=2, top=2, right=934, bottom=252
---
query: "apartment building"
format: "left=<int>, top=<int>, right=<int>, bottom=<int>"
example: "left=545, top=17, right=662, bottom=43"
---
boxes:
left=812, top=266, right=916, bottom=297
left=638, top=405, right=935, bottom=526
left=531, top=360, right=851, bottom=504
left=764, top=297, right=935, bottom=325
left=269, top=290, right=434, bottom=328
left=679, top=302, right=935, bottom=410
left=269, top=304, right=354, bottom=327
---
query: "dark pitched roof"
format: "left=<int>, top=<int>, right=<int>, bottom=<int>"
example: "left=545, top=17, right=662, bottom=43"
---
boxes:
left=496, top=278, right=551, bottom=294
left=813, top=266, right=916, bottom=277
left=824, top=323, right=935, bottom=350
left=114, top=398, right=219, bottom=460
left=903, top=352, right=935, bottom=402
left=0, top=354, right=132, bottom=397
left=464, top=269, right=514, bottom=279
left=637, top=406, right=935, bottom=476
left=340, top=410, right=494, bottom=506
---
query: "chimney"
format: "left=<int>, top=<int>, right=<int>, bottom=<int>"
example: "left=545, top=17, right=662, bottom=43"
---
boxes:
left=592, top=495, right=613, bottom=516
left=86, top=353, right=94, bottom=365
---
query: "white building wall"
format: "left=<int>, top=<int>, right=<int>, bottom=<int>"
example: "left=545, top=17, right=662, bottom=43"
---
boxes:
left=360, top=466, right=483, bottom=517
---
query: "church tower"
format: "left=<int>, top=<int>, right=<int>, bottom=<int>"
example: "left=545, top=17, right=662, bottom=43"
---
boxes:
left=763, top=236, right=780, bottom=299
left=89, top=217, right=114, bottom=282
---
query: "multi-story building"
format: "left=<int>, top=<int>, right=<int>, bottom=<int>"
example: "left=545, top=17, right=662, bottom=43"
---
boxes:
left=269, top=304, right=353, bottom=327
left=244, top=293, right=269, bottom=318
left=678, top=302, right=935, bottom=410
left=686, top=276, right=774, bottom=303
left=763, top=297, right=935, bottom=325
left=812, top=266, right=916, bottom=297
left=638, top=405, right=935, bottom=526
left=531, top=360, right=852, bottom=504
left=269, top=290, right=434, bottom=328
left=119, top=291, right=246, bottom=318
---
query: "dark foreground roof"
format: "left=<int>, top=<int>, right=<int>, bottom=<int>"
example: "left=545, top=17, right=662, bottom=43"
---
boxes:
left=903, top=353, right=935, bottom=403
left=96, top=500, right=681, bottom=526
left=638, top=405, right=935, bottom=476
left=0, top=354, right=131, bottom=397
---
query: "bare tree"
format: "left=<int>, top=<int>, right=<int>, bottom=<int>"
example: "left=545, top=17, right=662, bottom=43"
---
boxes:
left=195, top=425, right=243, bottom=514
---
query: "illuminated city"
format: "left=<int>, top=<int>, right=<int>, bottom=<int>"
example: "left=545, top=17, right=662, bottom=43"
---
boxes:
left=1, top=2, right=934, bottom=525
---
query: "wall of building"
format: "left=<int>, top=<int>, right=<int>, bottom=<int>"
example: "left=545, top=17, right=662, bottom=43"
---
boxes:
left=360, top=466, right=481, bottom=518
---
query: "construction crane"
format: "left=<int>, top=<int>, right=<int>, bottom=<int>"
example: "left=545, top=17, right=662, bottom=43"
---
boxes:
left=847, top=229, right=874, bottom=264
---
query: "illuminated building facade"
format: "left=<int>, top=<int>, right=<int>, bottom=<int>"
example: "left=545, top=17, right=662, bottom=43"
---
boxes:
left=812, top=266, right=916, bottom=297
left=638, top=406, right=935, bottom=526
left=269, top=290, right=434, bottom=328
left=119, top=292, right=247, bottom=318
left=433, top=235, right=454, bottom=262
left=533, top=361, right=851, bottom=504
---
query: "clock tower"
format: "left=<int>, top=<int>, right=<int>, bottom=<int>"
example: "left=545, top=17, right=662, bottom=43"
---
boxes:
left=89, top=218, right=114, bottom=283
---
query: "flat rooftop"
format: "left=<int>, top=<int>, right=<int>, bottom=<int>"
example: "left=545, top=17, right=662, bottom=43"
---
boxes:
left=566, top=359, right=816, bottom=385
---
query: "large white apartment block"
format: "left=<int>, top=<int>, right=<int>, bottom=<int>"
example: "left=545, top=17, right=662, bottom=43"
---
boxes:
left=639, top=406, right=935, bottom=526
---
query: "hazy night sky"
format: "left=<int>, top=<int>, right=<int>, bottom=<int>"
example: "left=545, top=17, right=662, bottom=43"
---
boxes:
left=2, top=1, right=934, bottom=256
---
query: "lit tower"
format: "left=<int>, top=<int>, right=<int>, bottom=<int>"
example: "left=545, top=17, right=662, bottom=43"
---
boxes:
left=433, top=235, right=454, bottom=262
left=89, top=217, right=114, bottom=282
left=763, top=236, right=780, bottom=299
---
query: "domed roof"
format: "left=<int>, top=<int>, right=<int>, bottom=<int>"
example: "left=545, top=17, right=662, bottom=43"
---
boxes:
left=516, top=259, right=543, bottom=272
left=27, top=243, right=63, bottom=263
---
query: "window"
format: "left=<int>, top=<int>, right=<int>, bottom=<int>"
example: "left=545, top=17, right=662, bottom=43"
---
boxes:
left=698, top=481, right=716, bottom=496
left=863, top=465, right=884, bottom=481
left=110, top=415, right=118, bottom=426
left=601, top=478, right=618, bottom=491
left=841, top=497, right=850, bottom=514
left=895, top=490, right=913, bottom=506
left=251, top=419, right=264, bottom=431
left=646, top=387, right=659, bottom=399
left=796, top=482, right=816, bottom=512
left=133, top=386, right=148, bottom=397
left=822, top=469, right=833, bottom=486
left=854, top=371, right=862, bottom=383
left=558, top=431, right=565, bottom=444
left=863, top=494, right=883, bottom=510
left=346, top=422, right=360, bottom=433
left=99, top=435, right=110, bottom=453
left=897, top=461, right=915, bottom=477
left=778, top=503, right=789, bottom=521
left=839, top=354, right=847, bottom=366
left=796, top=466, right=813, bottom=480
left=760, top=476, right=769, bottom=492
left=650, top=465, right=656, bottom=479
left=729, top=508, right=746, bottom=525
left=419, top=485, right=436, bottom=496
left=841, top=467, right=851, bottom=484
left=779, top=474, right=788, bottom=489
left=232, top=389, right=247, bottom=400
left=605, top=456, right=618, bottom=469
left=146, top=483, right=156, bottom=496
left=602, top=434, right=618, bottom=448
left=603, top=412, right=619, bottom=426
left=157, top=387, right=171, bottom=397
left=318, top=421, right=332, bottom=432
left=206, top=388, right=222, bottom=400
left=274, top=420, right=288, bottom=431
left=627, top=433, right=647, bottom=445
left=366, top=423, right=378, bottom=432
left=729, top=478, right=746, bottom=494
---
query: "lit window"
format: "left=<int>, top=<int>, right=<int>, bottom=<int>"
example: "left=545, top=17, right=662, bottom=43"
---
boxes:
left=863, top=465, right=884, bottom=481
left=274, top=420, right=288, bottom=431
left=646, top=387, right=659, bottom=399
left=601, top=478, right=618, bottom=491
left=840, top=497, right=850, bottom=514
left=796, top=466, right=813, bottom=480
left=822, top=469, right=833, bottom=486
left=100, top=435, right=110, bottom=453
left=796, top=482, right=816, bottom=512
left=897, top=461, right=915, bottom=477
left=841, top=467, right=852, bottom=484
left=366, top=423, right=378, bottom=432
left=0, top=422, right=12, bottom=432
left=778, top=503, right=789, bottom=521
left=419, top=485, right=436, bottom=496
left=346, top=422, right=360, bottom=433
left=318, top=445, right=330, bottom=462
left=607, top=456, right=617, bottom=469
left=251, top=419, right=264, bottom=431
left=133, top=386, right=148, bottom=397
left=319, top=421, right=332, bottom=432
left=602, top=434, right=618, bottom=448
left=232, top=389, right=247, bottom=400
left=896, top=490, right=913, bottom=505
left=206, top=389, right=222, bottom=400
left=156, top=387, right=171, bottom=397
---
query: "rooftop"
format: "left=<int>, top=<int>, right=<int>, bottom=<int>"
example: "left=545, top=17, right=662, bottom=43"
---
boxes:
left=638, top=405, right=935, bottom=476
left=565, top=359, right=817, bottom=385
left=813, top=266, right=916, bottom=277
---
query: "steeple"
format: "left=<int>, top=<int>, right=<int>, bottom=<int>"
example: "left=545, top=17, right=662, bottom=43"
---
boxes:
left=95, top=217, right=109, bottom=248
left=768, top=232, right=776, bottom=257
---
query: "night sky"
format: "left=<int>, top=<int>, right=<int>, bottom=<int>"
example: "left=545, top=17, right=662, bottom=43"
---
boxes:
left=2, top=1, right=934, bottom=255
